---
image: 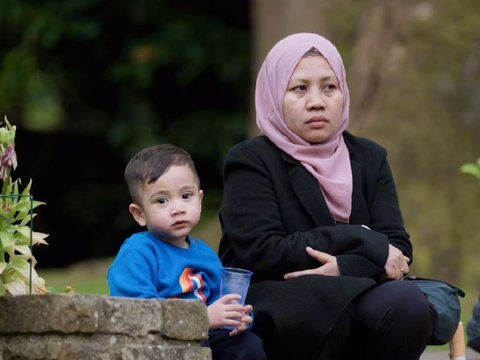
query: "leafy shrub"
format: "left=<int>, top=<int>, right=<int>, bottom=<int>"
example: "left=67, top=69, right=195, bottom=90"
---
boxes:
left=0, top=117, right=48, bottom=295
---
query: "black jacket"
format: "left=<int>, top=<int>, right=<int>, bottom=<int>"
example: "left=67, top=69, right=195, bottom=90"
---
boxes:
left=218, top=133, right=412, bottom=358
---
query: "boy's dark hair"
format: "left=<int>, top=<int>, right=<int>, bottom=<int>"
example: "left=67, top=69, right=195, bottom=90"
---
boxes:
left=124, top=144, right=200, bottom=204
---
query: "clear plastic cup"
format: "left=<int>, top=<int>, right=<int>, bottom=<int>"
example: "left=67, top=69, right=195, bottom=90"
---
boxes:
left=220, top=267, right=253, bottom=330
left=220, top=267, right=253, bottom=304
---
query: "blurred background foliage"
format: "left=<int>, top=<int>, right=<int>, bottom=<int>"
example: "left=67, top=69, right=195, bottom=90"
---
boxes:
left=342, top=0, right=480, bottom=288
left=0, top=0, right=479, bottom=303
left=0, top=0, right=250, bottom=267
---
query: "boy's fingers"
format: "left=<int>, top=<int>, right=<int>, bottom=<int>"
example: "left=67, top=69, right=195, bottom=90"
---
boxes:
left=220, top=293, right=241, bottom=303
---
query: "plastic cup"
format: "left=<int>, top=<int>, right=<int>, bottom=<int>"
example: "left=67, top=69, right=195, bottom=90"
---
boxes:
left=220, top=267, right=253, bottom=305
left=220, top=267, right=253, bottom=330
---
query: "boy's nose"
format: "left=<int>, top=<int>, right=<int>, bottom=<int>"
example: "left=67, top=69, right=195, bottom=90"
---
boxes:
left=171, top=206, right=186, bottom=216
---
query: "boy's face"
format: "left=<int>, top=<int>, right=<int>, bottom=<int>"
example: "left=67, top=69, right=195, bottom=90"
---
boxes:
left=129, top=164, right=203, bottom=248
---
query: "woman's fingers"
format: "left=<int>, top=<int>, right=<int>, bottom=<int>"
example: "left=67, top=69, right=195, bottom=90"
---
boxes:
left=284, top=268, right=316, bottom=279
left=284, top=247, right=339, bottom=279
left=385, top=260, right=409, bottom=280
left=306, top=246, right=331, bottom=263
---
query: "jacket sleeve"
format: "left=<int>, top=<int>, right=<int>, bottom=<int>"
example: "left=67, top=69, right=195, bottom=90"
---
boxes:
left=219, top=141, right=390, bottom=281
left=336, top=137, right=412, bottom=277
left=365, top=154, right=413, bottom=262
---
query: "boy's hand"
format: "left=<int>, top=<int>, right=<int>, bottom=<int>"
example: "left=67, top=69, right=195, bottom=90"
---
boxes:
left=227, top=304, right=253, bottom=336
left=207, top=294, right=252, bottom=332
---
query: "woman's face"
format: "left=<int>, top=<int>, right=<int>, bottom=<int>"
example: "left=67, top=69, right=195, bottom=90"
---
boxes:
left=283, top=55, right=344, bottom=144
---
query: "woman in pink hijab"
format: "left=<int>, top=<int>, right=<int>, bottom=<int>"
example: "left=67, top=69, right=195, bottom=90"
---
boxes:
left=218, top=33, right=436, bottom=359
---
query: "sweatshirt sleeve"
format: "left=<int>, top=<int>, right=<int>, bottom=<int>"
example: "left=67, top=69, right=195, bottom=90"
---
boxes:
left=107, top=237, right=161, bottom=298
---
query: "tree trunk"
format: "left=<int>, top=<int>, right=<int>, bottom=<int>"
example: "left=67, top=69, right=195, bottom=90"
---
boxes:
left=249, top=0, right=328, bottom=136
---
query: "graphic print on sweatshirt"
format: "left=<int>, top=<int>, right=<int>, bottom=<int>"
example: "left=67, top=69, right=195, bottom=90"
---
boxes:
left=179, top=267, right=207, bottom=302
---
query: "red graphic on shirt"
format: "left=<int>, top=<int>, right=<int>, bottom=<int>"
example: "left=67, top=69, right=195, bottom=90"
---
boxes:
left=179, top=268, right=206, bottom=302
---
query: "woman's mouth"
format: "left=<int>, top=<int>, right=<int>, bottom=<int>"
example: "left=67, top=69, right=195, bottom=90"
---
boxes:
left=306, top=117, right=328, bottom=128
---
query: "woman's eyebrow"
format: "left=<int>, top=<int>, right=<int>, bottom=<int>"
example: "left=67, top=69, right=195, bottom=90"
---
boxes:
left=289, top=75, right=336, bottom=83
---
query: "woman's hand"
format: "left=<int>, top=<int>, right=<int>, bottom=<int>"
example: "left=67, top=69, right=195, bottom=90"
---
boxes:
left=284, top=246, right=340, bottom=280
left=384, top=244, right=410, bottom=280
left=207, top=294, right=253, bottom=335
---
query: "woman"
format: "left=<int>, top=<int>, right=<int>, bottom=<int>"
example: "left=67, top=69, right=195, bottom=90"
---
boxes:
left=218, top=33, right=436, bottom=360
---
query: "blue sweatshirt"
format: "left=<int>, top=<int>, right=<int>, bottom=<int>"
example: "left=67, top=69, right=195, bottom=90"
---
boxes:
left=107, top=231, right=222, bottom=305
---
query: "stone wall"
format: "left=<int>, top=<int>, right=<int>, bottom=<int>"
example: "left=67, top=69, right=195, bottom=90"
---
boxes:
left=0, top=294, right=212, bottom=360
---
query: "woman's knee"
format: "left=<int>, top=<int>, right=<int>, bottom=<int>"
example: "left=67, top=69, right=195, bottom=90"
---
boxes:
left=390, top=281, right=434, bottom=324
left=355, top=280, right=435, bottom=330
left=352, top=281, right=436, bottom=358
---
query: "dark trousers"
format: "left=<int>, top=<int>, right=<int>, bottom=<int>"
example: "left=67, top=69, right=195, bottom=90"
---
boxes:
left=206, top=328, right=267, bottom=360
left=320, top=280, right=437, bottom=360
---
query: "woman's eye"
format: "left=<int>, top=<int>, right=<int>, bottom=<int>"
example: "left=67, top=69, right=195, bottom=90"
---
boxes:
left=324, top=84, right=337, bottom=92
left=293, top=85, right=307, bottom=92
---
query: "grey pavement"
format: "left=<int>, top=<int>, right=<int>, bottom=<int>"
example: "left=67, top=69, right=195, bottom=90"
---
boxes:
left=420, top=348, right=480, bottom=360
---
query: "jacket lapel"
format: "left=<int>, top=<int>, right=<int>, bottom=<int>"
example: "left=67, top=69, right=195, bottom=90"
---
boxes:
left=283, top=153, right=335, bottom=225
left=349, top=158, right=369, bottom=224
left=282, top=151, right=368, bottom=225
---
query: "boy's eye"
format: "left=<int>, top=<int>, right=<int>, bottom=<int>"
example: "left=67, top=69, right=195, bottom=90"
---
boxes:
left=182, top=192, right=193, bottom=200
left=157, top=198, right=168, bottom=204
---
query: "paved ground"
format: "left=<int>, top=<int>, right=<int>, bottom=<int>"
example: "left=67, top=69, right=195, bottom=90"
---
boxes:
left=420, top=348, right=480, bottom=360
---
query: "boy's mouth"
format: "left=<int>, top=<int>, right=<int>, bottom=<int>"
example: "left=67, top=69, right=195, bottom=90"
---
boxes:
left=172, top=220, right=188, bottom=228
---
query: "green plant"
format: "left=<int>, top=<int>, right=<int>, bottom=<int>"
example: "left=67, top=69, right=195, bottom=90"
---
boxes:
left=461, top=153, right=480, bottom=215
left=0, top=116, right=48, bottom=295
left=461, top=158, right=480, bottom=181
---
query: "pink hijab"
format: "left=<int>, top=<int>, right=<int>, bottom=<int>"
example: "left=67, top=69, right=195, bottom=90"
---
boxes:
left=255, top=33, right=352, bottom=223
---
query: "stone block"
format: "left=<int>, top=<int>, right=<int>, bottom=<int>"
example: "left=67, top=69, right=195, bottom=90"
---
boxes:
left=162, top=299, right=209, bottom=340
left=0, top=294, right=211, bottom=360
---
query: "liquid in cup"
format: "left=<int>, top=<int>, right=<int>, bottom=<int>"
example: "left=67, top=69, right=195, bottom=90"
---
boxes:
left=220, top=267, right=253, bottom=330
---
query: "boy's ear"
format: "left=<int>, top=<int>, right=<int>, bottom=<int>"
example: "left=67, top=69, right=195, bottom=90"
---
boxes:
left=128, top=203, right=147, bottom=227
left=198, top=189, right=204, bottom=212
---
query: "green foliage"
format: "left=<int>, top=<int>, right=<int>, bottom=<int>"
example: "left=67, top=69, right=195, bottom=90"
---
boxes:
left=0, top=0, right=249, bottom=262
left=0, top=117, right=48, bottom=295
left=0, top=0, right=103, bottom=131
left=461, top=158, right=480, bottom=181
left=350, top=1, right=480, bottom=286
left=39, top=264, right=110, bottom=295
left=0, top=0, right=250, bottom=162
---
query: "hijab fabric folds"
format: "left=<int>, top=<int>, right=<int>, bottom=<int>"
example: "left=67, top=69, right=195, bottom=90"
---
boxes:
left=255, top=33, right=352, bottom=223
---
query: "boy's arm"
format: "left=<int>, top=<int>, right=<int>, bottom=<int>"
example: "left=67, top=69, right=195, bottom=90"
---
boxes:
left=107, top=241, right=160, bottom=298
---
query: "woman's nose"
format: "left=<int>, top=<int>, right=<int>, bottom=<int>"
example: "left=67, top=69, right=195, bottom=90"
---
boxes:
left=307, top=90, right=325, bottom=109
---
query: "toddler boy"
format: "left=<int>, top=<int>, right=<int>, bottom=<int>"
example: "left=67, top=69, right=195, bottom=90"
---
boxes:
left=108, top=144, right=265, bottom=360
